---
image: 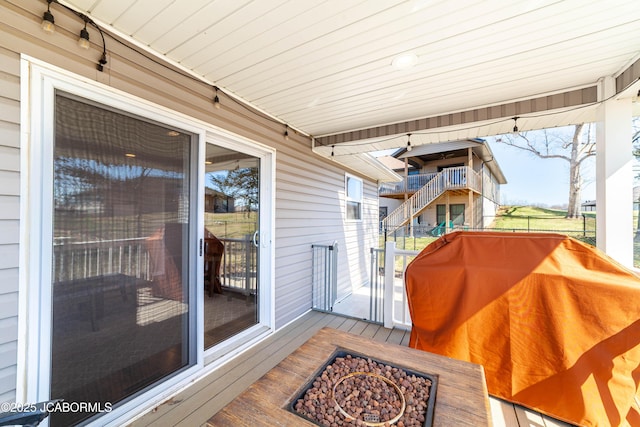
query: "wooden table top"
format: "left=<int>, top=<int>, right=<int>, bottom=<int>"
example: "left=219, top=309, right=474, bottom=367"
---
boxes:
left=207, top=327, right=492, bottom=426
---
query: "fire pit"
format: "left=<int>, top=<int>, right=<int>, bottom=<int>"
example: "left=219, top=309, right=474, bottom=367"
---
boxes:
left=207, top=327, right=491, bottom=426
left=288, top=350, right=437, bottom=426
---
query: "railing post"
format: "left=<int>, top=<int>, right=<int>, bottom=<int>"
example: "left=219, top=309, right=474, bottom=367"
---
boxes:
left=383, top=240, right=396, bottom=329
left=330, top=241, right=338, bottom=310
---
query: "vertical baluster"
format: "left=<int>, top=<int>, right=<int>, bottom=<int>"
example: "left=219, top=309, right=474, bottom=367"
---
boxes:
left=108, top=245, right=113, bottom=275
left=83, top=247, right=88, bottom=279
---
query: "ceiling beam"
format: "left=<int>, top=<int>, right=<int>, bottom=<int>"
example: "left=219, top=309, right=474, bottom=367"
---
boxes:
left=616, top=56, right=640, bottom=94
left=315, top=86, right=598, bottom=147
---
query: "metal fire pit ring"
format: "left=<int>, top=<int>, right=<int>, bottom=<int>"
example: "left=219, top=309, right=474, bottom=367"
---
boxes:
left=331, top=371, right=406, bottom=426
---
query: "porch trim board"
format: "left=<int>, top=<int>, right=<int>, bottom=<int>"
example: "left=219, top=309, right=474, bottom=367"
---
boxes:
left=315, top=87, right=598, bottom=145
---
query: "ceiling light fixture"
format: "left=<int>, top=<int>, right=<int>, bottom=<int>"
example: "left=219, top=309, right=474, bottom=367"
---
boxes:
left=406, top=133, right=413, bottom=151
left=213, top=86, right=221, bottom=109
left=41, top=0, right=55, bottom=33
left=125, top=153, right=136, bottom=158
left=78, top=21, right=90, bottom=49
left=392, top=53, right=418, bottom=70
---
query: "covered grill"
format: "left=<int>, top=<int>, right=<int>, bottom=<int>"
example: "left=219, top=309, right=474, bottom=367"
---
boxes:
left=405, top=231, right=640, bottom=427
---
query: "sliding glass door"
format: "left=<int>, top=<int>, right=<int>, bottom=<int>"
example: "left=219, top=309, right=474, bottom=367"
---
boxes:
left=26, top=61, right=274, bottom=426
left=50, top=92, right=197, bottom=426
left=202, top=143, right=260, bottom=349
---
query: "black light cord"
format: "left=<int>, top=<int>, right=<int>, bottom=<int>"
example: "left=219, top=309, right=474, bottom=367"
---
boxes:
left=47, top=0, right=108, bottom=71
left=40, top=1, right=307, bottom=138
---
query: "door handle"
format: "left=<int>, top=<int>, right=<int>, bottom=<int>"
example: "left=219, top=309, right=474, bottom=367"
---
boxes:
left=252, top=231, right=259, bottom=248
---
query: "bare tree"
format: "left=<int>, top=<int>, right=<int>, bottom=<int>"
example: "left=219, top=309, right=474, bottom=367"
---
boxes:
left=497, top=124, right=595, bottom=218
left=209, top=167, right=259, bottom=216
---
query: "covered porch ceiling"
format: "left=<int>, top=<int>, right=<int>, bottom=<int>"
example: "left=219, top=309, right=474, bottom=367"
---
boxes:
left=60, top=0, right=640, bottom=181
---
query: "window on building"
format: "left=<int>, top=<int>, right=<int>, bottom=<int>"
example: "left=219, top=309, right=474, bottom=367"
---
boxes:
left=436, top=204, right=465, bottom=227
left=346, top=174, right=363, bottom=220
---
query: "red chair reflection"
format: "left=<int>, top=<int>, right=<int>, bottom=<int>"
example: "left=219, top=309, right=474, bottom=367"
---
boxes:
left=204, top=229, right=224, bottom=296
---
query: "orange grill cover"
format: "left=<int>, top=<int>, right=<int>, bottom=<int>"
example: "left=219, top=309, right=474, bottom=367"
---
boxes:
left=405, top=231, right=640, bottom=427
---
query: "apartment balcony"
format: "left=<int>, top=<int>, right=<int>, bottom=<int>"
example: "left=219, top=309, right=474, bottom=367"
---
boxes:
left=379, top=172, right=438, bottom=198
left=379, top=166, right=481, bottom=199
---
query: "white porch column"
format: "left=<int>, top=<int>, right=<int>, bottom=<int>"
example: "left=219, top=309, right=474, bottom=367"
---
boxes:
left=596, top=77, right=633, bottom=266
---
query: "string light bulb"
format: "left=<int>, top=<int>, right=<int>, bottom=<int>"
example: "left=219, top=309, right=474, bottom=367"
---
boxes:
left=284, top=125, right=289, bottom=140
left=78, top=22, right=90, bottom=49
left=406, top=133, right=412, bottom=152
left=41, top=0, right=55, bottom=33
left=213, top=86, right=221, bottom=109
left=331, top=145, right=335, bottom=157
left=512, top=116, right=519, bottom=133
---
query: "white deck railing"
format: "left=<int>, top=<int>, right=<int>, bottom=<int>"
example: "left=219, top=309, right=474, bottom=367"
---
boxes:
left=53, top=235, right=257, bottom=294
left=379, top=173, right=437, bottom=196
left=53, top=237, right=151, bottom=283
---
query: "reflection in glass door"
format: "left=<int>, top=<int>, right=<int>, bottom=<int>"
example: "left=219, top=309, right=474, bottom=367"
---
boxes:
left=203, top=144, right=260, bottom=349
left=50, top=93, right=195, bottom=426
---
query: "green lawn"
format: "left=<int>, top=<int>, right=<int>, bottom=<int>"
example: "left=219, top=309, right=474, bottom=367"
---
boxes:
left=205, top=211, right=257, bottom=238
left=490, top=206, right=595, bottom=233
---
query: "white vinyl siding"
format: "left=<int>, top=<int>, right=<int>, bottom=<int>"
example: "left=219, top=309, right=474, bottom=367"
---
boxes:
left=274, top=152, right=378, bottom=324
left=341, top=179, right=378, bottom=299
left=0, top=43, right=20, bottom=404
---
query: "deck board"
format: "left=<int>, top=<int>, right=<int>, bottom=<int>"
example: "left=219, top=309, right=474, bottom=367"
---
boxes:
left=129, top=311, right=576, bottom=427
left=346, top=318, right=369, bottom=335
left=490, top=398, right=519, bottom=427
left=400, top=328, right=411, bottom=346
left=515, top=404, right=547, bottom=426
left=131, top=311, right=331, bottom=427
left=335, top=316, right=358, bottom=332
left=385, top=327, right=405, bottom=345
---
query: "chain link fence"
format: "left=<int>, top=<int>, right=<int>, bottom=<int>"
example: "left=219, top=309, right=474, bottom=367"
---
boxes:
left=382, top=214, right=596, bottom=250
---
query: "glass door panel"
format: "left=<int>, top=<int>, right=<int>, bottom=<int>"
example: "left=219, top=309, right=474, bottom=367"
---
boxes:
left=50, top=93, right=195, bottom=426
left=203, top=143, right=259, bottom=349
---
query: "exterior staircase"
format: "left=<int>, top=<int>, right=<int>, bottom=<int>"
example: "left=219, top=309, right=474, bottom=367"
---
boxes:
left=381, top=166, right=479, bottom=235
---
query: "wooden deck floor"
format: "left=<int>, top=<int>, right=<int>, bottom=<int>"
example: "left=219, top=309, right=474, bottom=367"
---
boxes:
left=129, top=311, right=575, bottom=427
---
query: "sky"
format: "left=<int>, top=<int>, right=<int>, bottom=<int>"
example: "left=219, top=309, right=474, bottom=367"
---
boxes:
left=486, top=139, right=596, bottom=207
